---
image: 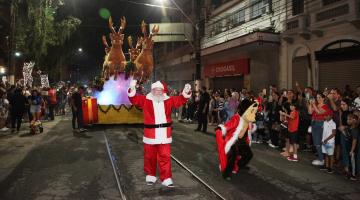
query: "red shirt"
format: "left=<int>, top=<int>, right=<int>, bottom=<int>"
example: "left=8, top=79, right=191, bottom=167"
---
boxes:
left=288, top=110, right=299, bottom=132
left=312, top=104, right=330, bottom=121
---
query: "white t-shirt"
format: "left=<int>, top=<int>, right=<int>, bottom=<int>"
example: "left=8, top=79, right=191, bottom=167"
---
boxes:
left=322, top=119, right=336, bottom=143
left=354, top=97, right=360, bottom=110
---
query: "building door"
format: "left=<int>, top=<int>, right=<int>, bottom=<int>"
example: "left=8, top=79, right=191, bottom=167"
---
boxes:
left=292, top=56, right=308, bottom=89
left=319, top=59, right=360, bottom=91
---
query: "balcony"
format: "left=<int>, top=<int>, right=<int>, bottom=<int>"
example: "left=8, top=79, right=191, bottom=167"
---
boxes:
left=282, top=14, right=310, bottom=42
left=310, top=0, right=360, bottom=30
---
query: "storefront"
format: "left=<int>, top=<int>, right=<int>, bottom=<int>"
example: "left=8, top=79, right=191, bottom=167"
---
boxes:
left=204, top=58, right=249, bottom=90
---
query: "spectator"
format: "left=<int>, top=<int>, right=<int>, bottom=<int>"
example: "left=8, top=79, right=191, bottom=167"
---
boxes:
left=321, top=111, right=336, bottom=173
left=343, top=85, right=353, bottom=99
left=327, top=88, right=341, bottom=165
left=70, top=86, right=86, bottom=133
left=338, top=99, right=351, bottom=172
left=48, top=87, right=57, bottom=120
left=29, top=89, right=43, bottom=123
left=9, top=88, right=27, bottom=134
left=268, top=91, right=281, bottom=148
left=225, top=92, right=239, bottom=121
left=341, top=114, right=359, bottom=180
left=208, top=92, right=218, bottom=125
left=308, top=93, right=330, bottom=166
left=280, top=103, right=299, bottom=161
left=195, top=86, right=210, bottom=133
left=353, top=85, right=360, bottom=110
left=0, top=93, right=9, bottom=131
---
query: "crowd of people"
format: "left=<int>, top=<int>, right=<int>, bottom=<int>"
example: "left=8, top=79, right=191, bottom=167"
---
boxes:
left=0, top=82, right=75, bottom=134
left=176, top=84, right=360, bottom=181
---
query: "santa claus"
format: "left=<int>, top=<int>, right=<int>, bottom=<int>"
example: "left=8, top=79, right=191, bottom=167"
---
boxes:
left=127, top=80, right=191, bottom=187
left=215, top=99, right=258, bottom=180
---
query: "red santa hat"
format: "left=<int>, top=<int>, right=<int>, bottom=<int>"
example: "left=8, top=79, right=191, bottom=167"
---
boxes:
left=151, top=81, right=168, bottom=94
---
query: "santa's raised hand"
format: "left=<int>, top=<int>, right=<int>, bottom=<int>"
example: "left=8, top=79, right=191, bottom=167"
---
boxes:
left=182, top=83, right=192, bottom=98
left=128, top=79, right=137, bottom=97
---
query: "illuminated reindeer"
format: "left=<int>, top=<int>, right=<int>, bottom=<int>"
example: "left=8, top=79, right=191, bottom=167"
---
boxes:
left=102, top=16, right=126, bottom=80
left=134, top=21, right=159, bottom=82
left=126, top=36, right=142, bottom=79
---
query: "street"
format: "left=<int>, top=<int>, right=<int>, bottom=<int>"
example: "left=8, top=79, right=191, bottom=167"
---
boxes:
left=1, top=116, right=360, bottom=200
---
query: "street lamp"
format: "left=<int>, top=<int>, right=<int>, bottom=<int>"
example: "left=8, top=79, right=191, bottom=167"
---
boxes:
left=0, top=66, right=5, bottom=74
left=78, top=48, right=83, bottom=53
left=14, top=51, right=21, bottom=57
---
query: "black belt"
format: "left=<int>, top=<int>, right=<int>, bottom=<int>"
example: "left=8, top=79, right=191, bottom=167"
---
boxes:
left=144, top=122, right=172, bottom=128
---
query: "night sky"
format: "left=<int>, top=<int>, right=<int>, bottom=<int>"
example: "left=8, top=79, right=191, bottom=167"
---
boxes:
left=60, top=0, right=176, bottom=82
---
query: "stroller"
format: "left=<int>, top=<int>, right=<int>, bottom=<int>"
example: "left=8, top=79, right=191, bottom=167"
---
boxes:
left=30, top=120, right=44, bottom=135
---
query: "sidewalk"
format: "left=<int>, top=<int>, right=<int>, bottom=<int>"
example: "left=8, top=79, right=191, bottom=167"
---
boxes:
left=0, top=116, right=64, bottom=182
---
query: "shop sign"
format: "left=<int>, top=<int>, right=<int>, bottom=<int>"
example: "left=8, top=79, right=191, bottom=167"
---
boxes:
left=204, top=58, right=249, bottom=78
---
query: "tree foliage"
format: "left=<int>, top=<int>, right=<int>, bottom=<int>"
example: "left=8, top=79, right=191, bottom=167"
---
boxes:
left=14, top=0, right=81, bottom=72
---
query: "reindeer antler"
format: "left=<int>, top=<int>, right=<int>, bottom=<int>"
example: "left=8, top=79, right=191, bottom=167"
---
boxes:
left=102, top=35, right=109, bottom=48
left=136, top=37, right=143, bottom=49
left=128, top=36, right=133, bottom=49
left=108, top=16, right=116, bottom=33
left=141, top=20, right=147, bottom=37
left=151, top=25, right=159, bottom=35
left=149, top=25, right=159, bottom=40
left=119, top=16, right=126, bottom=34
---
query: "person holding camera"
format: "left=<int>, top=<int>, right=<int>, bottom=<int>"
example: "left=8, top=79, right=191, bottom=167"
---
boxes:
left=308, top=93, right=331, bottom=166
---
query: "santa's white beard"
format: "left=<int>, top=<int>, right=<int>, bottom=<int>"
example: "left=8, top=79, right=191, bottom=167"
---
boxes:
left=152, top=94, right=165, bottom=102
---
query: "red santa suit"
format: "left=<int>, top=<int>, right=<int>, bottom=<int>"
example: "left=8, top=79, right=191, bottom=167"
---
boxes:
left=215, top=112, right=254, bottom=179
left=128, top=80, right=191, bottom=187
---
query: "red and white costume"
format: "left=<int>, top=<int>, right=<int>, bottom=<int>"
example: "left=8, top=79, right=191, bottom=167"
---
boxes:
left=128, top=80, right=191, bottom=186
left=216, top=113, right=254, bottom=177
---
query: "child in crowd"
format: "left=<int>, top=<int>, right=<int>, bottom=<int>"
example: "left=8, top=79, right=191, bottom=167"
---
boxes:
left=280, top=103, right=299, bottom=161
left=347, top=114, right=359, bottom=180
left=321, top=111, right=336, bottom=173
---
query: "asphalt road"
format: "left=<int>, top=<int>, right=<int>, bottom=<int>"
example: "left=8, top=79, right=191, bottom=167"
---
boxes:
left=1, top=117, right=360, bottom=200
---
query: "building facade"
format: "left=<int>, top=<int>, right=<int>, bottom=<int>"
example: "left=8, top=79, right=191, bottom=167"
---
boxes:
left=155, top=0, right=360, bottom=92
left=281, top=0, right=360, bottom=90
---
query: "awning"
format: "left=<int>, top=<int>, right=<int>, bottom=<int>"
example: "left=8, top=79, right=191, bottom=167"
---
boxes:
left=203, top=58, right=250, bottom=78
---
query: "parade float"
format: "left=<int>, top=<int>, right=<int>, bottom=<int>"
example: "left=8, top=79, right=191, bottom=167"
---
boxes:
left=82, top=17, right=159, bottom=124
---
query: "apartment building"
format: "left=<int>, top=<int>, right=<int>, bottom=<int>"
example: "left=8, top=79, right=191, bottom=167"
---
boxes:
left=201, top=0, right=285, bottom=91
left=281, top=0, right=360, bottom=90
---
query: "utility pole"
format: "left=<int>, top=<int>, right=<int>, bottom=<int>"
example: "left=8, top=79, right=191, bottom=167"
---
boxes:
left=194, top=0, right=202, bottom=91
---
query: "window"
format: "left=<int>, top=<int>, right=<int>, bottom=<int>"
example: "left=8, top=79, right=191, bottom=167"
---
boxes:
left=230, top=9, right=245, bottom=27
left=322, top=0, right=342, bottom=6
left=250, top=0, right=268, bottom=19
left=213, top=21, right=222, bottom=35
left=292, top=0, right=304, bottom=16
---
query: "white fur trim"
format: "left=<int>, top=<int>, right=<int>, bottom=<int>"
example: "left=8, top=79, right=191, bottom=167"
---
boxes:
left=162, top=178, right=173, bottom=186
left=146, top=93, right=170, bottom=101
left=143, top=136, right=172, bottom=144
left=218, top=124, right=227, bottom=136
left=128, top=88, right=136, bottom=97
left=146, top=175, right=157, bottom=183
left=224, top=117, right=245, bottom=154
left=151, top=81, right=164, bottom=90
left=152, top=100, right=167, bottom=141
left=182, top=90, right=192, bottom=99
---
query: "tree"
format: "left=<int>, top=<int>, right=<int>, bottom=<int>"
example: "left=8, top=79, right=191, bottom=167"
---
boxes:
left=13, top=0, right=81, bottom=79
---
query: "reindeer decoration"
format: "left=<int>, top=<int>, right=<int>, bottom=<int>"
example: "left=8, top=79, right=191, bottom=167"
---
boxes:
left=102, top=16, right=126, bottom=80
left=134, top=21, right=159, bottom=82
left=124, top=36, right=142, bottom=79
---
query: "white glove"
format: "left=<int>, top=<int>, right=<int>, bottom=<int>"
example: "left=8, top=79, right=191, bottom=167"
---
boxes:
left=128, top=79, right=137, bottom=97
left=182, top=83, right=192, bottom=98
left=129, top=79, right=137, bottom=89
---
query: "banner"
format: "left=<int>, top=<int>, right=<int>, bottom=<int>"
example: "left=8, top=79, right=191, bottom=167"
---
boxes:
left=203, top=58, right=250, bottom=78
